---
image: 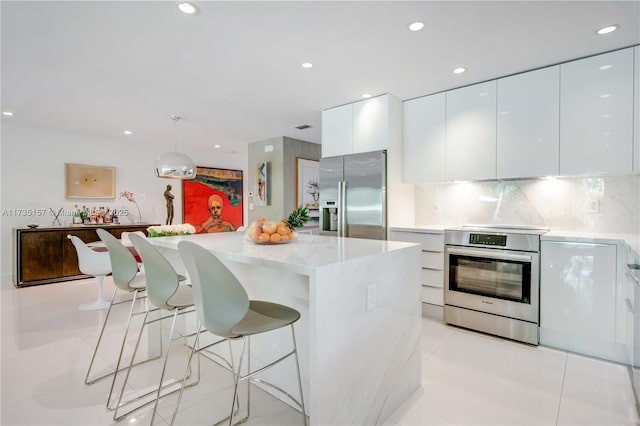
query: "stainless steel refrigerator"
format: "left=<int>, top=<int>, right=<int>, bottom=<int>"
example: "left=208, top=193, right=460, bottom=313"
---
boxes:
left=319, top=150, right=387, bottom=240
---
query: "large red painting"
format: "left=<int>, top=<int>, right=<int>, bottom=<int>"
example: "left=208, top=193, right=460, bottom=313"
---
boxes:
left=182, top=167, right=243, bottom=233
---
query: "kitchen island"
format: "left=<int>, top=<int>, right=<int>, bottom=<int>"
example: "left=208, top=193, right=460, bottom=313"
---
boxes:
left=149, top=232, right=422, bottom=426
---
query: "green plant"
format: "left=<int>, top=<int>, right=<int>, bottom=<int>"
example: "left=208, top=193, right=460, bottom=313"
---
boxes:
left=283, top=206, right=311, bottom=231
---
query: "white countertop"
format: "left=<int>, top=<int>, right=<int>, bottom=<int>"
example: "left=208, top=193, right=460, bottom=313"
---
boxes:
left=542, top=230, right=640, bottom=258
left=390, top=225, right=449, bottom=233
left=147, top=232, right=419, bottom=275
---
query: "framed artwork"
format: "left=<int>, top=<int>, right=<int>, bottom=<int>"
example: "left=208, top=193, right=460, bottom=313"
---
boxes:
left=65, top=163, right=115, bottom=199
left=296, top=158, right=319, bottom=209
left=255, top=161, right=271, bottom=206
left=182, top=166, right=243, bottom=233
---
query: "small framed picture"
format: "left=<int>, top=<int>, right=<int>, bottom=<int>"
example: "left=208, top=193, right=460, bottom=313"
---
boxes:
left=65, top=163, right=115, bottom=199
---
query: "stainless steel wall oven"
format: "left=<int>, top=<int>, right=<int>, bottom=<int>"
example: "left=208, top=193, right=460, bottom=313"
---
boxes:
left=444, top=226, right=548, bottom=345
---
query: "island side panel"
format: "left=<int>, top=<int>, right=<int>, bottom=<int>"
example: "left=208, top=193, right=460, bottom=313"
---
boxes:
left=312, top=245, right=422, bottom=425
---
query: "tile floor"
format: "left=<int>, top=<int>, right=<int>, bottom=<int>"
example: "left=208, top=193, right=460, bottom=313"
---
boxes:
left=2, top=276, right=639, bottom=425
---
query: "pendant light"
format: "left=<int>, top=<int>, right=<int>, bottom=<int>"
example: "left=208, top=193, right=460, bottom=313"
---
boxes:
left=154, top=115, right=196, bottom=179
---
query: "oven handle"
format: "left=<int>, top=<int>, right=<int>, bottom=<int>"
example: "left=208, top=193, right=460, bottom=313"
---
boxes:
left=447, top=247, right=533, bottom=263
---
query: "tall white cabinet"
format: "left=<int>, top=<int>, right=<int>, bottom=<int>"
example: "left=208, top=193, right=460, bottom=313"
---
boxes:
left=496, top=66, right=560, bottom=178
left=402, top=93, right=446, bottom=182
left=445, top=81, right=497, bottom=181
left=560, top=48, right=634, bottom=175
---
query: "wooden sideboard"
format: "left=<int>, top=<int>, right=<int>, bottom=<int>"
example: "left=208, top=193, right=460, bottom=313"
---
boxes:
left=13, top=224, right=157, bottom=287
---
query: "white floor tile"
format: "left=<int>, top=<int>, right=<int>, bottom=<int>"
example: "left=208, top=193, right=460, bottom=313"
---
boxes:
left=557, top=353, right=639, bottom=425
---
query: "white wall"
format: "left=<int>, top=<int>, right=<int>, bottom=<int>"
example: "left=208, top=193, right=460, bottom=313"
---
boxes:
left=414, top=175, right=640, bottom=234
left=0, top=124, right=247, bottom=286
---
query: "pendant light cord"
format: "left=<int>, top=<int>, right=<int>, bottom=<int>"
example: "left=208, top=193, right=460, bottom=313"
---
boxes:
left=171, top=115, right=180, bottom=152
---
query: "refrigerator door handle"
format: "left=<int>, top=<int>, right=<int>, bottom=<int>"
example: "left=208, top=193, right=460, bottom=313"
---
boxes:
left=338, top=181, right=347, bottom=237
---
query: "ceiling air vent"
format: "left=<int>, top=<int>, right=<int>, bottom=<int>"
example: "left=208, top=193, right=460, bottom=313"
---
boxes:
left=295, top=124, right=312, bottom=130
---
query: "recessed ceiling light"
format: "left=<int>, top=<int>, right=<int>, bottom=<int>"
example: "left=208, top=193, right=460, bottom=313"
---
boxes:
left=599, top=64, right=613, bottom=71
left=408, top=21, right=425, bottom=32
left=123, top=130, right=132, bottom=135
left=362, top=93, right=372, bottom=98
left=597, top=25, right=618, bottom=35
left=177, top=2, right=198, bottom=15
left=301, top=62, right=313, bottom=69
left=453, top=67, right=466, bottom=74
left=214, top=144, right=221, bottom=149
left=2, top=111, right=14, bottom=116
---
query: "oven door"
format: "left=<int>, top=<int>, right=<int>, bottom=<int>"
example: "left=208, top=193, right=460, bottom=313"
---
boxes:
left=444, top=245, right=540, bottom=323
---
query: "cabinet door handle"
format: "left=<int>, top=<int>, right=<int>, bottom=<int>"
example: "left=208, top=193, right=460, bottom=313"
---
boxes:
left=626, top=298, right=635, bottom=314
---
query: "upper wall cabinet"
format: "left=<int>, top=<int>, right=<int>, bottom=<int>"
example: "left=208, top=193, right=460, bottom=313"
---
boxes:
left=322, top=94, right=401, bottom=158
left=446, top=81, right=497, bottom=181
left=322, top=103, right=353, bottom=158
left=402, top=93, right=446, bottom=182
left=634, top=46, right=639, bottom=172
left=560, top=48, right=634, bottom=175
left=497, top=66, right=560, bottom=178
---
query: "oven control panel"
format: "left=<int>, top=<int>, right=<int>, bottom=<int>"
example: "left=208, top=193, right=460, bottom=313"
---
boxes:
left=469, top=233, right=507, bottom=246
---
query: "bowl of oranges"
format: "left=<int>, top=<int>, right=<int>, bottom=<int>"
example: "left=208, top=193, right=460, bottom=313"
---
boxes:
left=245, top=207, right=311, bottom=245
left=245, top=219, right=296, bottom=244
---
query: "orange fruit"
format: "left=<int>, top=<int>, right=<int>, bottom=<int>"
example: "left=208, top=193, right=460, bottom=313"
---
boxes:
left=270, top=233, right=282, bottom=242
left=277, top=224, right=291, bottom=235
left=258, top=233, right=270, bottom=242
left=263, top=222, right=277, bottom=234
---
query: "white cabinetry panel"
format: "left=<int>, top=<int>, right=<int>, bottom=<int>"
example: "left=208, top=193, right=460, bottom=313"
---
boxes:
left=540, top=240, right=622, bottom=363
left=322, top=104, right=352, bottom=158
left=560, top=48, right=634, bottom=175
left=402, top=93, right=446, bottom=182
left=634, top=46, right=639, bottom=172
left=421, top=251, right=444, bottom=270
left=497, top=66, right=560, bottom=178
left=390, top=230, right=445, bottom=307
left=446, top=80, right=497, bottom=181
left=422, top=286, right=444, bottom=306
left=353, top=96, right=388, bottom=154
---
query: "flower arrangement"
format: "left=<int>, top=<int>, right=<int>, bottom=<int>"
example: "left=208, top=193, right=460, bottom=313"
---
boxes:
left=147, top=223, right=196, bottom=237
left=120, top=190, right=141, bottom=223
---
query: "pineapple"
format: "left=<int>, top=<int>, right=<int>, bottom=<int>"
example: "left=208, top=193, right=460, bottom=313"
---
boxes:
left=283, top=206, right=311, bottom=231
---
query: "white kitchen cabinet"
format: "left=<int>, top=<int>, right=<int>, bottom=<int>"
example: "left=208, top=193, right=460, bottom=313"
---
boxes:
left=402, top=93, right=446, bottom=182
left=446, top=80, right=497, bottom=181
left=353, top=95, right=388, bottom=154
left=634, top=45, right=639, bottom=172
left=540, top=240, right=624, bottom=363
left=497, top=66, right=560, bottom=178
left=560, top=48, right=634, bottom=175
left=321, top=94, right=401, bottom=158
left=390, top=229, right=445, bottom=308
left=622, top=247, right=640, bottom=366
left=321, top=103, right=352, bottom=158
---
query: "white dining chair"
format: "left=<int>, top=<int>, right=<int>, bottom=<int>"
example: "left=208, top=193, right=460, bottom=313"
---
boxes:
left=67, top=235, right=112, bottom=310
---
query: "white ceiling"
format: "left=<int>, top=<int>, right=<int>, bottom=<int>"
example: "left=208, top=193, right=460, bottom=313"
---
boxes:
left=2, top=1, right=639, bottom=154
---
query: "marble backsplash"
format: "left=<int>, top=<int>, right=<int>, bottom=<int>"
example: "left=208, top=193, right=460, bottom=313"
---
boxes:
left=414, top=174, right=640, bottom=234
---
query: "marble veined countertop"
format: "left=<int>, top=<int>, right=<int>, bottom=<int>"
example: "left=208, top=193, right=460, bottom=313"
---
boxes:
left=147, top=232, right=419, bottom=275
